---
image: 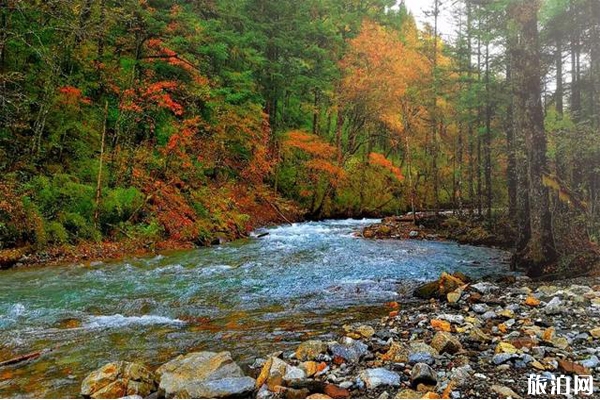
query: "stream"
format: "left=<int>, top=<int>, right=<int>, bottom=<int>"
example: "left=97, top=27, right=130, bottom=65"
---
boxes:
left=0, top=219, right=512, bottom=397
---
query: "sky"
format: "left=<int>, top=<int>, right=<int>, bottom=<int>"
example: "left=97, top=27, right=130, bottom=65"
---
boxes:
left=401, top=0, right=457, bottom=39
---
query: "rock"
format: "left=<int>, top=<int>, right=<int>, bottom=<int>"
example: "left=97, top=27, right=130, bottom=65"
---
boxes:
left=437, top=314, right=464, bottom=325
left=430, top=332, right=462, bottom=355
left=395, top=389, right=424, bottom=399
left=492, top=353, right=519, bottom=365
left=498, top=309, right=515, bottom=319
left=283, top=365, right=306, bottom=383
left=356, top=325, right=376, bottom=338
left=531, top=361, right=545, bottom=370
left=408, top=342, right=438, bottom=365
left=430, top=319, right=451, bottom=332
left=381, top=341, right=409, bottom=363
left=409, top=231, right=419, bottom=238
left=283, top=387, right=311, bottom=398
left=300, top=361, right=319, bottom=377
left=557, top=359, right=591, bottom=375
left=410, top=363, right=437, bottom=387
left=551, top=337, right=569, bottom=350
left=471, top=304, right=487, bottom=314
left=307, top=394, right=332, bottom=399
left=414, top=273, right=465, bottom=299
left=450, top=365, right=472, bottom=385
left=359, top=368, right=401, bottom=389
left=447, top=289, right=462, bottom=304
left=156, top=351, right=255, bottom=398
left=324, top=384, right=350, bottom=399
left=589, top=327, right=600, bottom=339
left=495, top=342, right=518, bottom=354
left=81, top=361, right=157, bottom=399
left=543, top=297, right=563, bottom=315
left=509, top=337, right=537, bottom=349
left=537, top=285, right=559, bottom=296
left=491, top=385, right=520, bottom=398
left=257, top=357, right=306, bottom=388
left=329, top=337, right=368, bottom=364
left=525, top=296, right=541, bottom=307
left=481, top=311, right=497, bottom=320
left=296, top=340, right=328, bottom=361
left=581, top=355, right=600, bottom=369
left=468, top=328, right=491, bottom=343
left=471, top=282, right=498, bottom=294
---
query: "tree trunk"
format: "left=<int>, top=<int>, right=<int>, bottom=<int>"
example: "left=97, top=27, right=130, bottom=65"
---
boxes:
left=511, top=0, right=557, bottom=275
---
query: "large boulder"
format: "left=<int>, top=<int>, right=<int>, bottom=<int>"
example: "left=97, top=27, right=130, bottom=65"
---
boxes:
left=156, top=351, right=255, bottom=398
left=81, top=361, right=156, bottom=399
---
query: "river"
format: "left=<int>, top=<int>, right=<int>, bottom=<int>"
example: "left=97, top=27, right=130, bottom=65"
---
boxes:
left=0, top=219, right=512, bottom=397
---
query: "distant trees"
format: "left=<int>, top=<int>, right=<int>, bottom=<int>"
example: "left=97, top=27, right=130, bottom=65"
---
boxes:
left=0, top=0, right=598, bottom=276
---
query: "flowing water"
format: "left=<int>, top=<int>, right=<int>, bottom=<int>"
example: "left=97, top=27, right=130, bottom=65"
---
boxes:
left=0, top=219, right=512, bottom=397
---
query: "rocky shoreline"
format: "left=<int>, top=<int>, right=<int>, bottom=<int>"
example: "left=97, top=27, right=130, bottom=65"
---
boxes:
left=80, top=274, right=600, bottom=399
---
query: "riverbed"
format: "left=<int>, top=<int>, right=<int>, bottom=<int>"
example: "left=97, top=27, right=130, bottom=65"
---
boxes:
left=0, top=219, right=512, bottom=397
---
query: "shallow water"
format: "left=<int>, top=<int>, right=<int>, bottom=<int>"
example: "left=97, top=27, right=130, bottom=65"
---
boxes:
left=0, top=219, right=511, bottom=397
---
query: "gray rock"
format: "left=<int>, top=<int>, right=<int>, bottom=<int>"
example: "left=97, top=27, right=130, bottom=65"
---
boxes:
left=492, top=353, right=520, bottom=365
left=472, top=304, right=488, bottom=314
left=359, top=368, right=401, bottom=389
left=437, top=314, right=465, bottom=324
left=482, top=311, right=497, bottom=320
left=410, top=363, right=437, bottom=387
left=329, top=337, right=368, bottom=363
left=409, top=352, right=435, bottom=365
left=471, top=282, right=499, bottom=294
left=157, top=351, right=255, bottom=398
left=409, top=231, right=419, bottom=238
left=582, top=355, right=600, bottom=369
left=544, top=297, right=563, bottom=315
left=450, top=365, right=473, bottom=385
left=531, top=347, right=546, bottom=359
left=408, top=342, right=438, bottom=365
left=339, top=381, right=353, bottom=389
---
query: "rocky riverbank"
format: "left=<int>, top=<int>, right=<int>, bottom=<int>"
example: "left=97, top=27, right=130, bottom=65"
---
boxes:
left=80, top=273, right=600, bottom=399
left=361, top=214, right=515, bottom=249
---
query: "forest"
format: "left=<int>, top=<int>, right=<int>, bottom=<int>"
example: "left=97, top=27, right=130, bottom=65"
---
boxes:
left=1, top=0, right=599, bottom=277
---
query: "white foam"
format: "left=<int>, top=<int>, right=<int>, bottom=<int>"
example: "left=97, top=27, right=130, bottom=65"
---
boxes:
left=83, top=314, right=185, bottom=329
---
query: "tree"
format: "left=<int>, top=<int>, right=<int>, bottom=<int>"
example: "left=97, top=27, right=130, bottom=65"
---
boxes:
left=510, top=0, right=557, bottom=274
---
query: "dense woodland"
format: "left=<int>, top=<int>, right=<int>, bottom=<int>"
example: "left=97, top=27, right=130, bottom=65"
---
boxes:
left=0, top=0, right=599, bottom=275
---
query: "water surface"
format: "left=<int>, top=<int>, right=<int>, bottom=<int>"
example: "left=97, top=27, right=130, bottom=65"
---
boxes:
left=0, top=219, right=511, bottom=397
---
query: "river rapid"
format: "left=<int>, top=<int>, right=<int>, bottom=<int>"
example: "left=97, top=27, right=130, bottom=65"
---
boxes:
left=0, top=219, right=512, bottom=397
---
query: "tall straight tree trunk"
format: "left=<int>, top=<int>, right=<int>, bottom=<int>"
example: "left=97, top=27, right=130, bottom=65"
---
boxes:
left=430, top=0, right=440, bottom=212
left=484, top=41, right=492, bottom=222
left=556, top=37, right=564, bottom=115
left=511, top=0, right=557, bottom=275
left=506, top=34, right=518, bottom=219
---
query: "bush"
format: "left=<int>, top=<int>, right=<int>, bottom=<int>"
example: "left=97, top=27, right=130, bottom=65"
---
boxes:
left=59, top=212, right=101, bottom=242
left=45, top=221, right=69, bottom=245
left=99, top=187, right=145, bottom=232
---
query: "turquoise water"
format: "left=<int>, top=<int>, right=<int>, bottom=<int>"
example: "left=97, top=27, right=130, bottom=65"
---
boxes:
left=0, top=219, right=511, bottom=397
